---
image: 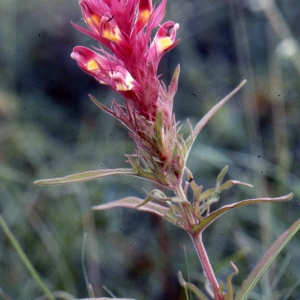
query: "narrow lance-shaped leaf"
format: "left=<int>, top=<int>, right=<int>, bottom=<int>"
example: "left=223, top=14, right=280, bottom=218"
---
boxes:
left=235, top=218, right=300, bottom=300
left=217, top=180, right=253, bottom=194
left=93, top=196, right=178, bottom=226
left=185, top=80, right=247, bottom=157
left=34, top=168, right=136, bottom=186
left=216, top=165, right=229, bottom=187
left=192, top=193, right=293, bottom=234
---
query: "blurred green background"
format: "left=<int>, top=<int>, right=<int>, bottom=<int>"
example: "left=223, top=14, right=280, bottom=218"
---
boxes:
left=0, top=0, right=300, bottom=299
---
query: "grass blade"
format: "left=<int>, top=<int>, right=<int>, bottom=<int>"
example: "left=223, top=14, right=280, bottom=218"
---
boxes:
left=235, top=219, right=300, bottom=300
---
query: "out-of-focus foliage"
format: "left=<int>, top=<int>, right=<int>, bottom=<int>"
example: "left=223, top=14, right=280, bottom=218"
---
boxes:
left=0, top=0, right=299, bottom=299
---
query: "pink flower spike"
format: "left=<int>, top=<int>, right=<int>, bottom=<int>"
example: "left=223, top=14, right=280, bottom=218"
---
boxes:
left=147, top=21, right=179, bottom=62
left=70, top=0, right=185, bottom=189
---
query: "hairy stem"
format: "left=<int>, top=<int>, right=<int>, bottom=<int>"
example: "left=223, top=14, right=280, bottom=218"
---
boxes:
left=189, top=232, right=222, bottom=300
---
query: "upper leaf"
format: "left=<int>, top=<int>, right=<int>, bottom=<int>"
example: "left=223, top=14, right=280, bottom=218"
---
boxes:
left=34, top=168, right=136, bottom=186
left=185, top=80, right=247, bottom=158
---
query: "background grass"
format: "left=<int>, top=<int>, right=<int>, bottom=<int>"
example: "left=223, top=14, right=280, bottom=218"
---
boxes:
left=0, top=0, right=300, bottom=299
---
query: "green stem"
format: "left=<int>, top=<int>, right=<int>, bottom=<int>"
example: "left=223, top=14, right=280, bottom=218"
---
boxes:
left=0, top=214, right=55, bottom=300
left=189, top=232, right=222, bottom=300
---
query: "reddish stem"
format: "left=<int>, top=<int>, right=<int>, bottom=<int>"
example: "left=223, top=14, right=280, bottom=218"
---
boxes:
left=189, top=232, right=223, bottom=300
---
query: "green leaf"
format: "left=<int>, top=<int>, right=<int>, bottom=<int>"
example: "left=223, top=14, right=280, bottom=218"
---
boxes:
left=34, top=168, right=136, bottom=185
left=185, top=80, right=247, bottom=156
left=217, top=180, right=253, bottom=194
left=235, top=218, right=300, bottom=300
left=216, top=165, right=229, bottom=187
left=192, top=193, right=293, bottom=234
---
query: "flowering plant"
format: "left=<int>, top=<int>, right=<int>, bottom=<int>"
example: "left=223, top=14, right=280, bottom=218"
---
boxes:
left=34, top=0, right=299, bottom=299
